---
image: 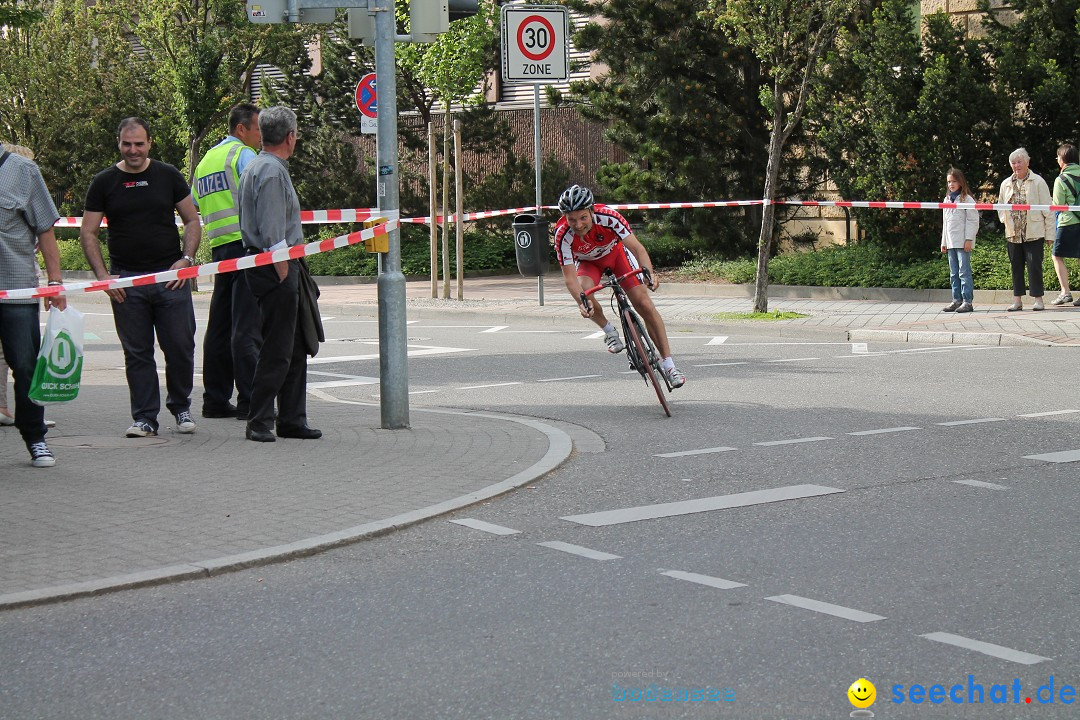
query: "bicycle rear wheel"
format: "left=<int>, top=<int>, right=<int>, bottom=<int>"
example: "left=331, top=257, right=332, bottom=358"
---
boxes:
left=623, top=309, right=671, bottom=417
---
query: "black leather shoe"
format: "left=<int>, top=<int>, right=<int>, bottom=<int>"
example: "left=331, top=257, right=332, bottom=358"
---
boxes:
left=203, top=404, right=237, bottom=419
left=246, top=426, right=276, bottom=443
left=276, top=425, right=322, bottom=440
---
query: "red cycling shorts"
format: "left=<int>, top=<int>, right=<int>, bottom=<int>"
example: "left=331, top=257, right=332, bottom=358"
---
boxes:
left=575, top=244, right=643, bottom=289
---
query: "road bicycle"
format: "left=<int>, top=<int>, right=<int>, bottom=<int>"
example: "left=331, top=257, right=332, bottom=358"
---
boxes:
left=581, top=268, right=673, bottom=417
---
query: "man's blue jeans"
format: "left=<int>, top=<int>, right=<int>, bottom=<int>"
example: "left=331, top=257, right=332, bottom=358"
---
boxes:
left=947, top=248, right=973, bottom=303
left=111, top=273, right=196, bottom=431
left=0, top=302, right=47, bottom=445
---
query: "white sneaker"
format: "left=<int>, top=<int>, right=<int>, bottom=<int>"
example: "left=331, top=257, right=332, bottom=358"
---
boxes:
left=1033, top=299, right=1045, bottom=311
left=604, top=330, right=625, bottom=353
left=175, top=411, right=196, bottom=434
left=126, top=420, right=156, bottom=437
left=1050, top=293, right=1073, bottom=306
left=29, top=441, right=56, bottom=468
left=665, top=366, right=686, bottom=389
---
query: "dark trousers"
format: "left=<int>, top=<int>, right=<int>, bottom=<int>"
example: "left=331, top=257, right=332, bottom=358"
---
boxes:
left=201, top=242, right=261, bottom=414
left=1007, top=239, right=1044, bottom=297
left=246, top=261, right=307, bottom=433
left=0, top=302, right=46, bottom=446
left=111, top=273, right=196, bottom=431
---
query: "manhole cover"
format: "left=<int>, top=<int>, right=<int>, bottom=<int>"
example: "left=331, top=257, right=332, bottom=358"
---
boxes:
left=48, top=436, right=171, bottom=449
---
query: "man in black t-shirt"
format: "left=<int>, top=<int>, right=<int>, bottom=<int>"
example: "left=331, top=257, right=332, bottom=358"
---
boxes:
left=80, top=117, right=202, bottom=438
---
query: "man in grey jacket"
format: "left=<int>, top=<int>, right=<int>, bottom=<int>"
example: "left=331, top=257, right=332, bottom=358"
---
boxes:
left=237, top=106, right=321, bottom=443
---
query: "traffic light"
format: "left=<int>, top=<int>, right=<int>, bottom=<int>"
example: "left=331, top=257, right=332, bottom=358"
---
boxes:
left=449, top=0, right=478, bottom=22
left=410, top=0, right=479, bottom=42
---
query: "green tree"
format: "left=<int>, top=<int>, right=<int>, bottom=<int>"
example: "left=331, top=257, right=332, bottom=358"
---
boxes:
left=980, top=0, right=1080, bottom=177
left=0, top=0, right=42, bottom=27
left=115, top=0, right=304, bottom=180
left=0, top=0, right=158, bottom=211
left=707, top=0, right=856, bottom=312
left=564, top=0, right=777, bottom=257
left=810, top=2, right=1005, bottom=258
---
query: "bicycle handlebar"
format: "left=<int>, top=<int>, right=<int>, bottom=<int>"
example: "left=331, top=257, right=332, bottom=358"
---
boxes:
left=581, top=268, right=652, bottom=298
left=579, top=268, right=652, bottom=314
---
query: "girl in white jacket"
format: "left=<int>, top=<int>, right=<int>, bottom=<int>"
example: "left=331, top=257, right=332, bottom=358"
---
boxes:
left=941, top=168, right=979, bottom=313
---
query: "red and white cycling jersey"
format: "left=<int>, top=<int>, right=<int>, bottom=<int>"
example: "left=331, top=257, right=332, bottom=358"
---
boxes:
left=553, top=204, right=634, bottom=266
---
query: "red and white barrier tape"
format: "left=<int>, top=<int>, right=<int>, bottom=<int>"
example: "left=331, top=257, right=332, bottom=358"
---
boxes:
left=49, top=198, right=1080, bottom=230
left=772, top=199, right=1080, bottom=212
left=0, top=221, right=396, bottom=302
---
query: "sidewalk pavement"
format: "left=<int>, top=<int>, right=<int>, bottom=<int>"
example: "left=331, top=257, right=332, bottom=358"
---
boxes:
left=2, top=274, right=1078, bottom=609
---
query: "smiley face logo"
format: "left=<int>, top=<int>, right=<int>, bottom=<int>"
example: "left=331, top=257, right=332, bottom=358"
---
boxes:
left=848, top=678, right=876, bottom=709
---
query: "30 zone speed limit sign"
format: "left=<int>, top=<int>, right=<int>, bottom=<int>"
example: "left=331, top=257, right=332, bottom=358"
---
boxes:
left=501, top=5, right=569, bottom=84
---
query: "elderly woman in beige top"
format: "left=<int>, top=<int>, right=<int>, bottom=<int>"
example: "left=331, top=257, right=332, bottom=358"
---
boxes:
left=998, top=148, right=1055, bottom=311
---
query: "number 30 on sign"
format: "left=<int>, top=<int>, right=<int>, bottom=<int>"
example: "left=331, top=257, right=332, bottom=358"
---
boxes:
left=501, top=5, right=569, bottom=84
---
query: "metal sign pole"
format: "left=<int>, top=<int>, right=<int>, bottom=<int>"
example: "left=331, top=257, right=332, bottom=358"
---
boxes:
left=373, top=0, right=409, bottom=428
left=533, top=83, right=544, bottom=306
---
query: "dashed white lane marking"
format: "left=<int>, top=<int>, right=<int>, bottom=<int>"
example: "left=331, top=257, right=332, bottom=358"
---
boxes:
left=308, top=345, right=473, bottom=364
left=655, top=446, right=738, bottom=458
left=660, top=569, right=747, bottom=587
left=408, top=390, right=441, bottom=395
left=536, top=541, right=621, bottom=561
left=920, top=632, right=1050, bottom=665
left=936, top=418, right=1006, bottom=426
left=660, top=570, right=746, bottom=590
left=847, top=427, right=921, bottom=436
left=693, top=361, right=748, bottom=367
left=765, top=594, right=885, bottom=623
left=765, top=357, right=821, bottom=363
left=449, top=519, right=521, bottom=535
left=1019, top=409, right=1080, bottom=417
left=537, top=374, right=602, bottom=382
left=480, top=326, right=509, bottom=333
left=1023, top=449, right=1080, bottom=463
left=707, top=336, right=729, bottom=345
left=954, top=479, right=1009, bottom=490
left=754, top=437, right=833, bottom=446
left=458, top=382, right=523, bottom=390
left=561, top=484, right=844, bottom=527
left=583, top=330, right=605, bottom=340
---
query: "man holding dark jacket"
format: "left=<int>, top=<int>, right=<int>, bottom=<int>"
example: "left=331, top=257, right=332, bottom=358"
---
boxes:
left=237, top=106, right=321, bottom=443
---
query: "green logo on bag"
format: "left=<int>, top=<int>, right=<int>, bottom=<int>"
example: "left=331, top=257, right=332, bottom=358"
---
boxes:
left=48, top=331, right=80, bottom=379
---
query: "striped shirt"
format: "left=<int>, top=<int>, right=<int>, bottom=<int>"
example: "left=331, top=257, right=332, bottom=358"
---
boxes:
left=0, top=152, right=59, bottom=304
left=553, top=204, right=634, bottom=265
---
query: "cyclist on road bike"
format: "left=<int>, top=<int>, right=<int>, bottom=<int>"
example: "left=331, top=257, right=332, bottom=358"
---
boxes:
left=554, top=184, right=686, bottom=388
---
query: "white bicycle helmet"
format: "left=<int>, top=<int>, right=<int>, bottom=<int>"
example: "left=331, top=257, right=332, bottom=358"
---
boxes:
left=558, top=184, right=594, bottom=213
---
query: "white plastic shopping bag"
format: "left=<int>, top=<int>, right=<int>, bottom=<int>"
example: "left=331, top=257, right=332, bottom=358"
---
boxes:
left=29, top=305, right=84, bottom=405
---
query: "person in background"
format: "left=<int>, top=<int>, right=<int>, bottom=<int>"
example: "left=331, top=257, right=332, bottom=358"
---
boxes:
left=80, top=118, right=201, bottom=438
left=941, top=168, right=979, bottom=313
left=0, top=141, right=65, bottom=467
left=193, top=103, right=262, bottom=420
left=237, top=105, right=321, bottom=443
left=997, top=148, right=1054, bottom=312
left=1050, top=143, right=1080, bottom=306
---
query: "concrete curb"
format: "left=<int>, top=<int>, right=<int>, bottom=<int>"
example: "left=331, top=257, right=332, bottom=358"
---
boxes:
left=0, top=406, right=574, bottom=610
left=847, top=329, right=1062, bottom=347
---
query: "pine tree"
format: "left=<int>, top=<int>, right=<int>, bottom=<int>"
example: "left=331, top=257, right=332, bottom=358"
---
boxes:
left=980, top=0, right=1080, bottom=178
left=564, top=0, right=781, bottom=257
left=811, top=1, right=1005, bottom=258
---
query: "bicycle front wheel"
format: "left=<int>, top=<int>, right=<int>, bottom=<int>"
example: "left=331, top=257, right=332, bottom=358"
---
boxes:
left=623, top=309, right=671, bottom=417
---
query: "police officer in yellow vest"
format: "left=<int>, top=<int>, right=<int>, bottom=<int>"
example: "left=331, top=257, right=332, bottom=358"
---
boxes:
left=193, top=103, right=262, bottom=419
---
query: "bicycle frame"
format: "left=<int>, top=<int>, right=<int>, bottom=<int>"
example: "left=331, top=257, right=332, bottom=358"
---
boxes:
left=581, top=268, right=672, bottom=416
